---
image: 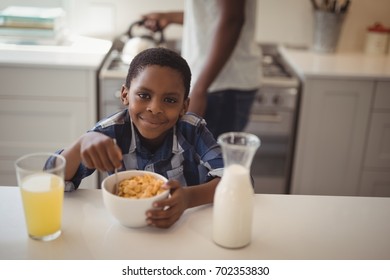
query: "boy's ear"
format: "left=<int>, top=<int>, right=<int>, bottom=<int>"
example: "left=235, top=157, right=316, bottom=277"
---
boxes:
left=180, top=97, right=190, bottom=117
left=121, top=85, right=129, bottom=105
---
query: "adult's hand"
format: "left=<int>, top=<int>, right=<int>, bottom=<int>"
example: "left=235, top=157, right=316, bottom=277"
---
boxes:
left=142, top=12, right=184, bottom=32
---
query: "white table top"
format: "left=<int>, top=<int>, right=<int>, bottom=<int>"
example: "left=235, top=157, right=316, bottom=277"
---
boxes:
left=0, top=186, right=389, bottom=260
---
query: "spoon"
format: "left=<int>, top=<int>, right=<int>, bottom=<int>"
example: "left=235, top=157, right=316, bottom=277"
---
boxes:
left=113, top=139, right=119, bottom=195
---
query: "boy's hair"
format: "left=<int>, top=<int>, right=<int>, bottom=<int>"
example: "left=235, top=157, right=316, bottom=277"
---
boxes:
left=125, top=48, right=192, bottom=99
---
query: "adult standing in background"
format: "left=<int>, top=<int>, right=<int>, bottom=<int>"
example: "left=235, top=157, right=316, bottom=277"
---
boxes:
left=142, top=0, right=261, bottom=139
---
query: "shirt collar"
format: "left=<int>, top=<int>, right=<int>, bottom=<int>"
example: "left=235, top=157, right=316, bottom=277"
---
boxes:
left=128, top=115, right=182, bottom=155
left=128, top=117, right=137, bottom=153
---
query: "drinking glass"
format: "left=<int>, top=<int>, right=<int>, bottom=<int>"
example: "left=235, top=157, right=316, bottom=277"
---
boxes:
left=15, top=153, right=66, bottom=241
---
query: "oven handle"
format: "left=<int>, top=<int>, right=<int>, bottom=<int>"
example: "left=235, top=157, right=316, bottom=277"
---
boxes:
left=250, top=113, right=283, bottom=123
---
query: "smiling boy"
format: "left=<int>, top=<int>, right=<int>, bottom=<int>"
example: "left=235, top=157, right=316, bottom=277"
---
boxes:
left=58, top=48, right=223, bottom=228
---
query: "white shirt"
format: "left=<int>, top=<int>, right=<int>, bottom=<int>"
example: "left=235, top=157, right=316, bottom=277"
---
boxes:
left=182, top=0, right=261, bottom=92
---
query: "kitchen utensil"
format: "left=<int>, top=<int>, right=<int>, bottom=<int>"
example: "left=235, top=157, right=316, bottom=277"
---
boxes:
left=312, top=10, right=345, bottom=52
left=113, top=139, right=119, bottom=195
left=114, top=165, right=118, bottom=195
left=121, top=20, right=165, bottom=64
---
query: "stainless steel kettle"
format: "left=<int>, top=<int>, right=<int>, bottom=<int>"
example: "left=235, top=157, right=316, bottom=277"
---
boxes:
left=121, top=20, right=165, bottom=63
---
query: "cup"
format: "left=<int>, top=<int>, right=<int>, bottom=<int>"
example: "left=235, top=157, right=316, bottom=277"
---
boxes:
left=15, top=153, right=66, bottom=241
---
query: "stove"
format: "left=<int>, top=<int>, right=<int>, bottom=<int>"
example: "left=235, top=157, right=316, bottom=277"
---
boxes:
left=97, top=49, right=128, bottom=119
left=244, top=44, right=301, bottom=194
left=260, top=43, right=300, bottom=88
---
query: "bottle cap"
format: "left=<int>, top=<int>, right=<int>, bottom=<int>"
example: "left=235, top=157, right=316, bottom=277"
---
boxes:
left=367, top=22, right=390, bottom=33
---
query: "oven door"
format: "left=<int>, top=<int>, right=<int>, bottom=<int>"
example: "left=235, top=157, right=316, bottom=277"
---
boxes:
left=244, top=86, right=298, bottom=194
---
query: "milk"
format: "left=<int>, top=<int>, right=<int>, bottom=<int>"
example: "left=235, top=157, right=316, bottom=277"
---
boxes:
left=212, top=164, right=254, bottom=248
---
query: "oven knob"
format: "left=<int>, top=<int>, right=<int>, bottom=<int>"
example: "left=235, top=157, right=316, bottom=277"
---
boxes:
left=272, top=95, right=281, bottom=105
left=256, top=94, right=264, bottom=104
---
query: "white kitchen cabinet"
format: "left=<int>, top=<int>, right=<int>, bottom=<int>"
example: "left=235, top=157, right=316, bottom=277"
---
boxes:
left=359, top=171, right=390, bottom=197
left=0, top=67, right=98, bottom=189
left=363, top=113, right=390, bottom=168
left=0, top=37, right=111, bottom=189
left=359, top=82, right=390, bottom=196
left=282, top=47, right=390, bottom=197
left=291, top=78, right=374, bottom=196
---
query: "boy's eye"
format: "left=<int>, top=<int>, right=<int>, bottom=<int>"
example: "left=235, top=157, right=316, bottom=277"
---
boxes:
left=138, top=93, right=150, bottom=100
left=136, top=92, right=178, bottom=104
left=164, top=97, right=178, bottom=104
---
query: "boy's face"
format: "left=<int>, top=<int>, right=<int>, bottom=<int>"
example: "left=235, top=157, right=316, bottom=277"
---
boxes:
left=121, top=65, right=189, bottom=145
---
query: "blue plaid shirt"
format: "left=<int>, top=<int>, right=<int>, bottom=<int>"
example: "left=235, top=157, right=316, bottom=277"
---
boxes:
left=63, top=109, right=224, bottom=191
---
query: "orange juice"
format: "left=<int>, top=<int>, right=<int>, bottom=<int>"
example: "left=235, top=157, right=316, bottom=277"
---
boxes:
left=20, top=173, right=64, bottom=238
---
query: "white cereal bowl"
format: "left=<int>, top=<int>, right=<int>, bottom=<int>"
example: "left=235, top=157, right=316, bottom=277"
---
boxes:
left=102, top=170, right=169, bottom=228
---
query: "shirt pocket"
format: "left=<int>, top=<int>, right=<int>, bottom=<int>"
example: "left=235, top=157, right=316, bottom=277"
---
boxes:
left=166, top=166, right=187, bottom=186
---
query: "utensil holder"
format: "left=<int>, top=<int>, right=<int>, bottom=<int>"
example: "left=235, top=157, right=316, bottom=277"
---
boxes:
left=312, top=11, right=345, bottom=53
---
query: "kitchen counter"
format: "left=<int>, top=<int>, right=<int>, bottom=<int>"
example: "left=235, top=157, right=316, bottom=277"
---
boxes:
left=280, top=47, right=390, bottom=80
left=0, top=35, right=112, bottom=69
left=278, top=45, right=390, bottom=197
left=1, top=186, right=389, bottom=260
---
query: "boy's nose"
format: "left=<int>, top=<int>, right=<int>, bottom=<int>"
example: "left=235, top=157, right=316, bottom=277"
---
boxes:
left=146, top=101, right=163, bottom=114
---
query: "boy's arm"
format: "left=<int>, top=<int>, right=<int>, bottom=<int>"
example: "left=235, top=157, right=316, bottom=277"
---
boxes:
left=61, top=132, right=122, bottom=181
left=184, top=177, right=221, bottom=209
left=60, top=136, right=83, bottom=181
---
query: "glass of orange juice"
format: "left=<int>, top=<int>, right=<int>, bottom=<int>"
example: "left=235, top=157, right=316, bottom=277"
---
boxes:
left=15, top=153, right=66, bottom=241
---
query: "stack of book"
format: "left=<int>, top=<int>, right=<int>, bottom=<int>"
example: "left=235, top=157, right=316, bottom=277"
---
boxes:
left=0, top=6, right=67, bottom=45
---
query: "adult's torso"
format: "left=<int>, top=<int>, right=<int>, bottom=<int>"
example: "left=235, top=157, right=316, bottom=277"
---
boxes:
left=182, top=0, right=261, bottom=92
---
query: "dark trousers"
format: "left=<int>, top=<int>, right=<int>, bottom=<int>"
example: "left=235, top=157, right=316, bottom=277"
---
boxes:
left=204, top=89, right=257, bottom=140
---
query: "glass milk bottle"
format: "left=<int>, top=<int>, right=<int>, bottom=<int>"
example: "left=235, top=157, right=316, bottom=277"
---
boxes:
left=213, top=132, right=260, bottom=248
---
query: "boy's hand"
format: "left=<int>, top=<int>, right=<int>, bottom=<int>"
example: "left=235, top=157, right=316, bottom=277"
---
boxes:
left=79, top=132, right=122, bottom=172
left=146, top=180, right=190, bottom=229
